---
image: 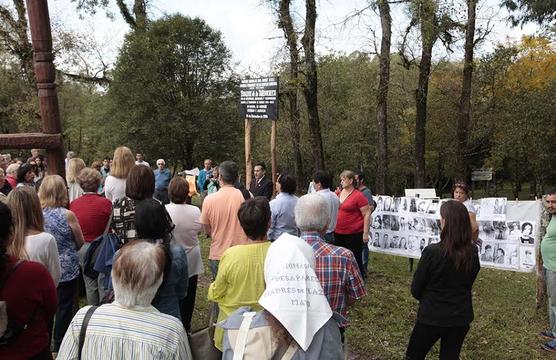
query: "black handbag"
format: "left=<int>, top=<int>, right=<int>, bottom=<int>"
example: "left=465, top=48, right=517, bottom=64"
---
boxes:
left=83, top=213, right=113, bottom=279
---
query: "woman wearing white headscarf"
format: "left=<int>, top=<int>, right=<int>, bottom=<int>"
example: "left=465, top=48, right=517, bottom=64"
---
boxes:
left=219, top=233, right=344, bottom=360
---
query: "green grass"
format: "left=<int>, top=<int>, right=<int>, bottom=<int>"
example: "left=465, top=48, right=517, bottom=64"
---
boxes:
left=191, top=235, right=553, bottom=359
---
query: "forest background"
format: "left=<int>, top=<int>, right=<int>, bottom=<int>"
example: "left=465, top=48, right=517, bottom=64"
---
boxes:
left=0, top=0, right=555, bottom=198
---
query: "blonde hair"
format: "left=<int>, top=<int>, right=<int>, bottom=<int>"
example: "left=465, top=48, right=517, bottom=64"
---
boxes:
left=6, top=163, right=19, bottom=176
left=38, top=175, right=68, bottom=208
left=111, top=146, right=135, bottom=179
left=6, top=187, right=44, bottom=259
left=66, top=158, right=86, bottom=183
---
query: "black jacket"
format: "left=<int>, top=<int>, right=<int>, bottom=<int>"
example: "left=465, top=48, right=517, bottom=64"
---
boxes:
left=249, top=175, right=273, bottom=200
left=411, top=243, right=480, bottom=327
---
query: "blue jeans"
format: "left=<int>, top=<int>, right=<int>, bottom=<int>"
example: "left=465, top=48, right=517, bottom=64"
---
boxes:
left=546, top=268, right=556, bottom=334
left=209, top=259, right=220, bottom=281
left=362, top=244, right=369, bottom=276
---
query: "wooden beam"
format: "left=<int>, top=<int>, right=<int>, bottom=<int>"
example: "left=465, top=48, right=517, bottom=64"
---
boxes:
left=0, top=133, right=62, bottom=149
left=26, top=0, right=65, bottom=177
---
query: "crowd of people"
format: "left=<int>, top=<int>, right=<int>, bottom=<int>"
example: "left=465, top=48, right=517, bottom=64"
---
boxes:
left=13, top=146, right=556, bottom=359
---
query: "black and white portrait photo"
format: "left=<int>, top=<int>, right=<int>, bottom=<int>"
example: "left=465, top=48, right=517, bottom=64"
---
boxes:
left=506, top=221, right=520, bottom=240
left=390, top=215, right=400, bottom=231
left=372, top=215, right=382, bottom=229
left=410, top=198, right=417, bottom=213
left=478, top=221, right=495, bottom=242
left=381, top=233, right=389, bottom=249
left=520, top=221, right=535, bottom=244
left=480, top=243, right=494, bottom=262
left=427, top=199, right=440, bottom=215
left=493, top=221, right=507, bottom=240
left=520, top=246, right=535, bottom=270
left=376, top=196, right=384, bottom=212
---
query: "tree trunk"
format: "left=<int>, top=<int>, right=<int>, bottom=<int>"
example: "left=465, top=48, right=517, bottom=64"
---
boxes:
left=456, top=0, right=477, bottom=180
left=278, top=0, right=304, bottom=185
left=302, top=0, right=325, bottom=172
left=376, top=0, right=391, bottom=194
left=414, top=1, right=437, bottom=188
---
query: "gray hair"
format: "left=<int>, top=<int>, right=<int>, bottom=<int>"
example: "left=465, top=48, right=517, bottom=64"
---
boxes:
left=295, top=193, right=330, bottom=232
left=111, top=241, right=165, bottom=307
left=219, top=160, right=238, bottom=184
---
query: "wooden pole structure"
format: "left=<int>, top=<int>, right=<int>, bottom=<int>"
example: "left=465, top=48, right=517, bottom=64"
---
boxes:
left=0, top=0, right=65, bottom=178
left=245, top=118, right=252, bottom=188
left=271, top=120, right=277, bottom=196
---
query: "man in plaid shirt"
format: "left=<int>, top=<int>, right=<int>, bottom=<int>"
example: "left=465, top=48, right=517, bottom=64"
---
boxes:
left=295, top=193, right=367, bottom=338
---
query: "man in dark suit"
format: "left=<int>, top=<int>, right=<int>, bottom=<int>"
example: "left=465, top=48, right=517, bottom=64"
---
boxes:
left=249, top=162, right=273, bottom=200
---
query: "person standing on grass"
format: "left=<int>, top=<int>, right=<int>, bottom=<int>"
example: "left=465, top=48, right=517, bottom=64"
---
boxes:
left=406, top=200, right=480, bottom=360
left=200, top=160, right=248, bottom=279
left=355, top=170, right=373, bottom=278
left=334, top=170, right=371, bottom=279
left=312, top=171, right=340, bottom=244
left=249, top=162, right=273, bottom=200
left=154, top=159, right=171, bottom=205
left=452, top=181, right=479, bottom=244
left=295, top=193, right=366, bottom=343
left=539, top=189, right=556, bottom=352
left=207, top=197, right=271, bottom=351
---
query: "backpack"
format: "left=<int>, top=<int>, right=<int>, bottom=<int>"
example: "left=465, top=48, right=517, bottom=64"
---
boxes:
left=0, top=260, right=37, bottom=346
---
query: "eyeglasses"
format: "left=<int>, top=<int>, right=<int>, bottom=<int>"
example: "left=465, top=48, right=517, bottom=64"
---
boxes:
left=157, top=163, right=164, bottom=166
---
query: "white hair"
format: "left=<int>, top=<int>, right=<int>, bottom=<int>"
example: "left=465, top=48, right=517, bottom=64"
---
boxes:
left=111, top=241, right=165, bottom=308
left=157, top=159, right=165, bottom=164
left=295, top=193, right=330, bottom=232
left=6, top=163, right=19, bottom=176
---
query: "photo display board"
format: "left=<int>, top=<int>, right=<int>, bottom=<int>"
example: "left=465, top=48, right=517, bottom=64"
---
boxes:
left=369, top=196, right=541, bottom=272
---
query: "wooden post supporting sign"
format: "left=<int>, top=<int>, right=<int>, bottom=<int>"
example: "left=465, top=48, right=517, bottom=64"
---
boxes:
left=240, top=77, right=279, bottom=192
left=245, top=119, right=253, bottom=188
left=271, top=119, right=277, bottom=196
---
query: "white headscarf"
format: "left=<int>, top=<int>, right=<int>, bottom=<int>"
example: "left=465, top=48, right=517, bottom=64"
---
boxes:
left=258, top=233, right=333, bottom=351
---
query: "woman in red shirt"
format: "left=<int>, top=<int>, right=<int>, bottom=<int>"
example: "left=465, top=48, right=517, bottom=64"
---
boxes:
left=0, top=202, right=57, bottom=359
left=334, top=170, right=371, bottom=278
left=69, top=168, right=112, bottom=306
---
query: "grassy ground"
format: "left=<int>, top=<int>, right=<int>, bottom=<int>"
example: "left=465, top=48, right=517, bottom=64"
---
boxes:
left=190, top=234, right=553, bottom=359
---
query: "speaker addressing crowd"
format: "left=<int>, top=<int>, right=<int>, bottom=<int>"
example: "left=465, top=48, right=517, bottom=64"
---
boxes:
left=0, top=147, right=551, bottom=358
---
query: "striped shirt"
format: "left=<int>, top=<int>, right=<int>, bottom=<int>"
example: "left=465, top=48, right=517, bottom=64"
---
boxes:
left=57, top=303, right=191, bottom=360
left=301, top=231, right=367, bottom=327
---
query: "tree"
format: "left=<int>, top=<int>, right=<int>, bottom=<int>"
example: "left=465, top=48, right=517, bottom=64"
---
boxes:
left=105, top=15, right=241, bottom=168
left=456, top=0, right=477, bottom=180
left=72, top=0, right=148, bottom=30
left=503, top=0, right=556, bottom=27
left=401, top=0, right=456, bottom=187
left=276, top=0, right=304, bottom=184
left=302, top=0, right=325, bottom=171
left=0, top=0, right=34, bottom=83
left=376, top=0, right=392, bottom=194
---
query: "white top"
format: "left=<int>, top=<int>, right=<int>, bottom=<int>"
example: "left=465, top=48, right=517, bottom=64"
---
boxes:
left=463, top=199, right=476, bottom=214
left=26, top=232, right=61, bottom=286
left=57, top=303, right=192, bottom=360
left=317, top=188, right=340, bottom=233
left=135, top=160, right=150, bottom=167
left=165, top=203, right=204, bottom=277
left=104, top=176, right=127, bottom=203
left=68, top=181, right=83, bottom=203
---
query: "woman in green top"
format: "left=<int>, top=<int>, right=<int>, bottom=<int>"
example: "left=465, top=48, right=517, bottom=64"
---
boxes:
left=208, top=196, right=271, bottom=350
